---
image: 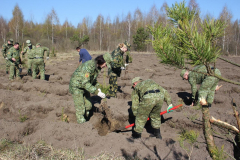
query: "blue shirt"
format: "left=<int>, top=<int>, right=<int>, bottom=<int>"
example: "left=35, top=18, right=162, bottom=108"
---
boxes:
left=79, top=49, right=92, bottom=63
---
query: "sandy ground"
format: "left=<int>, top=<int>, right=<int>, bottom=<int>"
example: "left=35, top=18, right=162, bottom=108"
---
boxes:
left=0, top=53, right=240, bottom=159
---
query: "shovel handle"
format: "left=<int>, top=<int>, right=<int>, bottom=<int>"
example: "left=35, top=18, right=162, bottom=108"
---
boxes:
left=125, top=104, right=183, bottom=129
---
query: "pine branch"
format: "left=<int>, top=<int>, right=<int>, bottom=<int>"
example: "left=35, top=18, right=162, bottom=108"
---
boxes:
left=218, top=57, right=240, bottom=68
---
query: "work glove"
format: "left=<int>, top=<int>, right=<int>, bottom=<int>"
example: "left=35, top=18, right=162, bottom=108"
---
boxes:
left=167, top=104, right=173, bottom=113
left=199, top=97, right=207, bottom=105
left=121, top=67, right=125, bottom=70
left=5, top=57, right=8, bottom=60
left=97, top=88, right=106, bottom=98
left=124, top=63, right=129, bottom=67
left=46, top=57, right=49, bottom=60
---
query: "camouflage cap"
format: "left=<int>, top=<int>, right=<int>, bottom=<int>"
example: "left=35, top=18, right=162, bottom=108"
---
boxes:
left=36, top=43, right=41, bottom=46
left=124, top=41, right=131, bottom=51
left=26, top=40, right=31, bottom=44
left=8, top=38, right=13, bottom=44
left=132, top=77, right=142, bottom=84
left=103, top=53, right=112, bottom=64
left=180, top=69, right=187, bottom=78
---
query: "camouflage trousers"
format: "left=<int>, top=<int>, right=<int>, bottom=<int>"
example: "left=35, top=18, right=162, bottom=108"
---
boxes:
left=5, top=59, right=10, bottom=72
left=134, top=92, right=163, bottom=133
left=28, top=58, right=34, bottom=74
left=198, top=69, right=221, bottom=104
left=109, top=75, right=118, bottom=96
left=71, top=88, right=92, bottom=124
left=9, top=63, right=20, bottom=80
left=32, top=59, right=45, bottom=80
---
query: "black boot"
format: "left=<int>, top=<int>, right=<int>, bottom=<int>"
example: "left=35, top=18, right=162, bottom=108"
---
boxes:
left=153, top=128, right=162, bottom=139
left=202, top=105, right=208, bottom=108
left=28, top=69, right=32, bottom=76
left=132, top=130, right=141, bottom=139
left=208, top=104, right=212, bottom=108
left=6, top=71, right=8, bottom=74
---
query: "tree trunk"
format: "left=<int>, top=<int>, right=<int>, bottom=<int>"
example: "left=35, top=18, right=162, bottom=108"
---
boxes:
left=52, top=21, right=54, bottom=47
left=202, top=106, right=218, bottom=159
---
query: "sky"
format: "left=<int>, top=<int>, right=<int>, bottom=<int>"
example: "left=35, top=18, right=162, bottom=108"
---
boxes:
left=0, top=0, right=239, bottom=27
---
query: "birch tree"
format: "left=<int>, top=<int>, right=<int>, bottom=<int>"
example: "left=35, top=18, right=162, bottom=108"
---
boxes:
left=0, top=16, right=8, bottom=42
left=219, top=5, right=232, bottom=55
left=47, top=9, right=59, bottom=46
left=8, top=4, right=24, bottom=42
left=126, top=12, right=132, bottom=42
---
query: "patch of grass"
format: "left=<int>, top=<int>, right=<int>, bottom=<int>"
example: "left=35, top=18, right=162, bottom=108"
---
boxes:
left=19, top=110, right=28, bottom=122
left=0, top=139, right=124, bottom=159
left=0, top=139, right=13, bottom=152
left=0, top=139, right=86, bottom=159
left=188, top=113, right=199, bottom=121
left=89, top=152, right=125, bottom=160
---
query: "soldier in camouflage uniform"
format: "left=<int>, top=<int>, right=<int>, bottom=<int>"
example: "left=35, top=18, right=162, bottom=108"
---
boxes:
left=32, top=43, right=50, bottom=80
left=1, top=39, right=13, bottom=74
left=124, top=41, right=132, bottom=64
left=131, top=77, right=173, bottom=139
left=108, top=42, right=131, bottom=97
left=21, top=40, right=36, bottom=75
left=7, top=42, right=21, bottom=80
left=180, top=65, right=221, bottom=107
left=69, top=53, right=112, bottom=124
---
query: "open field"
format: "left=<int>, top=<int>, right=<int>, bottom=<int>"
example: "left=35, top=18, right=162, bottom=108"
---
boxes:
left=0, top=51, right=240, bottom=159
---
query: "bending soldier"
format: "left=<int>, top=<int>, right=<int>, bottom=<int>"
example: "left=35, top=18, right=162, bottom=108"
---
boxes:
left=131, top=77, right=173, bottom=139
left=1, top=38, right=13, bottom=74
left=108, top=42, right=131, bottom=98
left=180, top=65, right=221, bottom=107
left=69, top=53, right=112, bottom=124
left=21, top=40, right=36, bottom=75
left=7, top=42, right=21, bottom=80
left=32, top=43, right=49, bottom=80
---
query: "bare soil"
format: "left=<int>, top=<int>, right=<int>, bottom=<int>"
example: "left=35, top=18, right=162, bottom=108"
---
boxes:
left=0, top=53, right=240, bottom=159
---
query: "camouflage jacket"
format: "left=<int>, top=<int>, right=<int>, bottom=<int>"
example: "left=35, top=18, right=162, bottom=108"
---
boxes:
left=1, top=43, right=13, bottom=58
left=34, top=46, right=50, bottom=58
left=69, top=59, right=100, bottom=94
left=7, top=47, right=20, bottom=65
left=108, top=48, right=125, bottom=76
left=22, top=45, right=36, bottom=59
left=188, top=65, right=221, bottom=100
left=132, top=79, right=172, bottom=109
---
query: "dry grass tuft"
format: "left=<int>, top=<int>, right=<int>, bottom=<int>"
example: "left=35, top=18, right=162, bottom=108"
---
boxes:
left=0, top=139, right=124, bottom=160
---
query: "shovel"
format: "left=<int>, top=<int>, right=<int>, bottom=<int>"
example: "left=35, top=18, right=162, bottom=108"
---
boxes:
left=116, top=104, right=183, bottom=131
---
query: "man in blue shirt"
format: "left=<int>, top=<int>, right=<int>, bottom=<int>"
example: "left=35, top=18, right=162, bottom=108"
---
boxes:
left=76, top=47, right=92, bottom=65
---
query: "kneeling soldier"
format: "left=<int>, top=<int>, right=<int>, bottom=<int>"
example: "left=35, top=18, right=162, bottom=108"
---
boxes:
left=131, top=77, right=173, bottom=139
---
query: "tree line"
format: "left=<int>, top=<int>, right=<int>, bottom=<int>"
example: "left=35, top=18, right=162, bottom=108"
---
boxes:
left=0, top=0, right=239, bottom=55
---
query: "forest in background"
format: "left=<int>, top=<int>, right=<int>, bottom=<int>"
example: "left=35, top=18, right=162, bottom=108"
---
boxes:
left=0, top=0, right=239, bottom=55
